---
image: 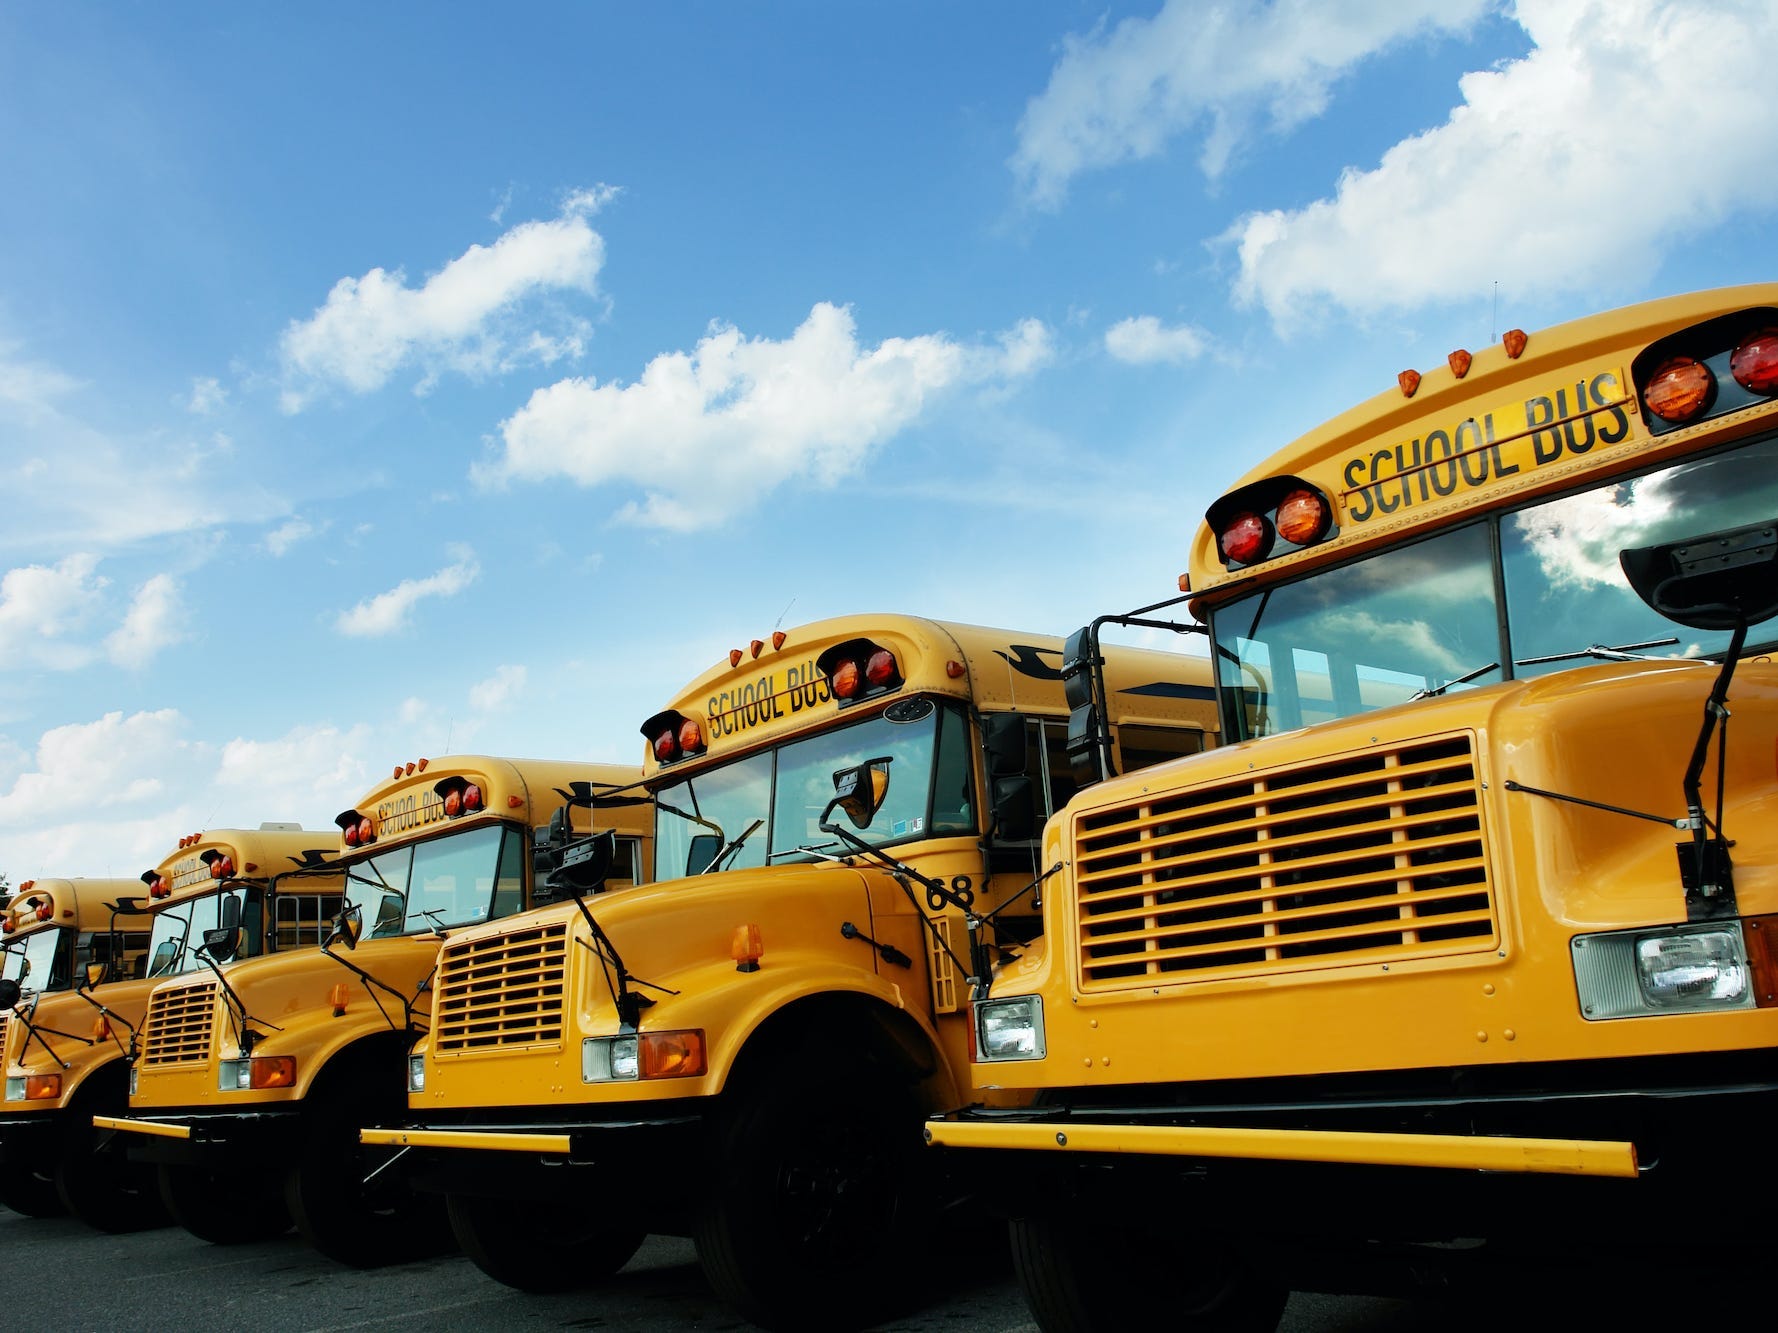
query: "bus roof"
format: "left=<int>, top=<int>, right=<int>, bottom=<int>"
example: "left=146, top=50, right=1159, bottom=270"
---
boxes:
left=1187, top=282, right=1778, bottom=606
left=645, top=613, right=1216, bottom=776
left=337, top=756, right=649, bottom=849
left=2, top=878, right=150, bottom=940
left=144, top=826, right=338, bottom=912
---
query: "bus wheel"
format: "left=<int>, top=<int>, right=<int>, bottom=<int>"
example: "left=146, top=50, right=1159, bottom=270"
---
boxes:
left=694, top=1065, right=921, bottom=1332
left=0, top=1164, right=66, bottom=1218
left=285, top=1090, right=452, bottom=1267
left=158, top=1164, right=292, bottom=1244
left=1009, top=1214, right=1287, bottom=1333
left=55, top=1119, right=168, bottom=1233
left=447, top=1192, right=646, bottom=1292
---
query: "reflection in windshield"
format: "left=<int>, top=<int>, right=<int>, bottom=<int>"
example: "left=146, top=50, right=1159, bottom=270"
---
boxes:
left=146, top=889, right=249, bottom=978
left=347, top=825, right=523, bottom=938
left=1213, top=437, right=1778, bottom=740
left=653, top=703, right=975, bottom=880
left=3, top=929, right=68, bottom=994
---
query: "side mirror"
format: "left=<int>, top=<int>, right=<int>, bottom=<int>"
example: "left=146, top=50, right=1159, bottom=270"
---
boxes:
left=218, top=893, right=242, bottom=932
left=990, top=775, right=1037, bottom=842
left=981, top=712, right=1028, bottom=778
left=822, top=757, right=893, bottom=831
left=685, top=834, right=720, bottom=877
left=148, top=940, right=180, bottom=977
left=200, top=927, right=242, bottom=964
left=0, top=978, right=19, bottom=1008
left=325, top=904, right=365, bottom=952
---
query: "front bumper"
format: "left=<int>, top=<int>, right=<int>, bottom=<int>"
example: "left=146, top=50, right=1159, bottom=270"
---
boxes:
left=359, top=1107, right=711, bottom=1203
left=93, top=1107, right=302, bottom=1166
left=0, top=1110, right=61, bottom=1164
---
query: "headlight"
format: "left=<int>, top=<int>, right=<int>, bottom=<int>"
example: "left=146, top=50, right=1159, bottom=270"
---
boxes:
left=129, top=1066, right=138, bottom=1097
left=581, top=1030, right=706, bottom=1083
left=975, top=996, right=1046, bottom=1061
left=1574, top=924, right=1753, bottom=1019
left=218, top=1056, right=297, bottom=1091
left=4, top=1076, right=23, bottom=1102
left=408, top=1055, right=425, bottom=1093
left=583, top=1035, right=640, bottom=1083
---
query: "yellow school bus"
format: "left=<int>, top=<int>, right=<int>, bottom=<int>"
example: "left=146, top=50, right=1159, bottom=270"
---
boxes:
left=106, top=757, right=649, bottom=1267
left=362, top=615, right=1219, bottom=1329
left=0, top=835, right=336, bottom=1244
left=926, top=286, right=1778, bottom=1326
left=0, top=879, right=149, bottom=1222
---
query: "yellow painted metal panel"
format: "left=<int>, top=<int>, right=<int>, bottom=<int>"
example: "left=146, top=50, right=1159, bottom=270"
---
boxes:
left=358, top=1126, right=574, bottom=1153
left=91, top=1114, right=191, bottom=1140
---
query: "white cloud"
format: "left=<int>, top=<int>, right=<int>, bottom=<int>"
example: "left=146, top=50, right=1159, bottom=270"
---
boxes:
left=216, top=724, right=374, bottom=815
left=264, top=516, right=319, bottom=556
left=105, top=573, right=184, bottom=669
left=1230, top=0, right=1778, bottom=324
left=468, top=664, right=526, bottom=712
left=279, top=188, right=617, bottom=409
left=478, top=302, right=1051, bottom=531
left=335, top=551, right=480, bottom=637
left=1, top=709, right=186, bottom=828
left=1104, top=315, right=1209, bottom=365
left=186, top=376, right=227, bottom=414
left=0, top=554, right=108, bottom=670
left=1013, top=0, right=1489, bottom=205
left=0, top=343, right=81, bottom=418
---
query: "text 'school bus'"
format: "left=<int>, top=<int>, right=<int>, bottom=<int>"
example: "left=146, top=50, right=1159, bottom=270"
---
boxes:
left=1, top=822, right=336, bottom=1234
left=925, top=286, right=1778, bottom=1330
left=361, top=615, right=1220, bottom=1331
left=103, top=758, right=650, bottom=1267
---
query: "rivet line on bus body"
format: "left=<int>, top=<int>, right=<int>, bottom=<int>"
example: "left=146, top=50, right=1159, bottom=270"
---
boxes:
left=1504, top=1030, right=1517, bottom=1041
left=1483, top=983, right=1495, bottom=995
left=1477, top=1032, right=1488, bottom=1043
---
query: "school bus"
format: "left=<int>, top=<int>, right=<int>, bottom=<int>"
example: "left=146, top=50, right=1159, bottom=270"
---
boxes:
left=104, top=757, right=650, bottom=1267
left=0, top=879, right=149, bottom=1220
left=0, top=879, right=161, bottom=1226
left=360, top=615, right=1219, bottom=1330
left=925, top=285, right=1778, bottom=1327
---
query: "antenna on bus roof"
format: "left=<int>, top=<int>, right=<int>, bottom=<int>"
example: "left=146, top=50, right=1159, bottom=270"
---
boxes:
left=772, top=597, right=796, bottom=631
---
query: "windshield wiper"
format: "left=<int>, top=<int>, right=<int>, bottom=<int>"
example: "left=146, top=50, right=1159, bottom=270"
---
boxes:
left=1408, top=661, right=1499, bottom=702
left=653, top=795, right=724, bottom=845
left=1515, top=636, right=1680, bottom=667
left=705, top=819, right=764, bottom=874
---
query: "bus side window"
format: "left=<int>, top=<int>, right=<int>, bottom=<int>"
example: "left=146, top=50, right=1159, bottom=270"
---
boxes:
left=276, top=893, right=343, bottom=949
left=1032, top=719, right=1078, bottom=817
left=602, top=837, right=642, bottom=892
left=1115, top=724, right=1209, bottom=775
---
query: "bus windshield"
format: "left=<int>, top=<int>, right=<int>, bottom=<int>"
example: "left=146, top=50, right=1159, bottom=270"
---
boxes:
left=146, top=888, right=251, bottom=978
left=1214, top=437, right=1778, bottom=740
left=2, top=928, right=69, bottom=995
left=653, top=700, right=976, bottom=880
left=350, top=824, right=525, bottom=939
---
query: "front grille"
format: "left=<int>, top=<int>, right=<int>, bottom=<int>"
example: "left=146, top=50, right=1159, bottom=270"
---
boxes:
left=142, top=981, right=217, bottom=1065
left=0, top=1011, right=10, bottom=1060
left=433, top=921, right=569, bottom=1053
left=1074, top=733, right=1495, bottom=990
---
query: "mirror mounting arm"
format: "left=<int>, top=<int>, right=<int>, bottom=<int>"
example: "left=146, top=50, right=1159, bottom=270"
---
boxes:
left=320, top=945, right=424, bottom=1035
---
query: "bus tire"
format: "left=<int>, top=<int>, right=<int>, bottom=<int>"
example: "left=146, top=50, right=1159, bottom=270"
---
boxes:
left=55, top=1116, right=168, bottom=1234
left=693, top=1062, right=923, bottom=1332
left=0, top=1164, right=66, bottom=1218
left=447, top=1191, right=646, bottom=1292
left=158, top=1164, right=292, bottom=1244
left=1009, top=1213, right=1287, bottom=1333
left=284, top=1086, right=452, bottom=1267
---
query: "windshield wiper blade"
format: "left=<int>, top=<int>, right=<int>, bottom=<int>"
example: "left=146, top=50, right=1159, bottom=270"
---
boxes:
left=1515, top=636, right=1680, bottom=667
left=706, top=819, right=764, bottom=874
left=653, top=796, right=725, bottom=846
left=1408, top=661, right=1499, bottom=702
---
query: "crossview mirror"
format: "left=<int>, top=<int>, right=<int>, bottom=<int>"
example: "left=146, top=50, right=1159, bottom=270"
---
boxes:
left=200, top=926, right=243, bottom=964
left=1621, top=517, right=1778, bottom=631
left=325, top=904, right=364, bottom=952
left=0, top=978, right=19, bottom=1008
left=822, top=757, right=893, bottom=831
left=685, top=834, right=720, bottom=877
left=84, top=962, right=107, bottom=989
left=551, top=829, right=616, bottom=895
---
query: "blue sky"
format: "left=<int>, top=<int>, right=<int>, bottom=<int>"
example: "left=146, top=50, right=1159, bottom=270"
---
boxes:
left=5, top=0, right=1775, bottom=878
